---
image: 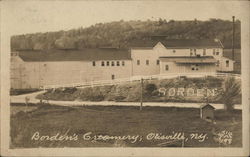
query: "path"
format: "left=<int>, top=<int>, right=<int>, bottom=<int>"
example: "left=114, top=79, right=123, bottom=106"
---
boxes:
left=10, top=91, right=45, bottom=104
left=10, top=91, right=242, bottom=110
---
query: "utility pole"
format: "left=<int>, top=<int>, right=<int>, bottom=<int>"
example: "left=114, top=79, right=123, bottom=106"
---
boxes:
left=232, top=16, right=235, bottom=61
left=140, top=78, right=144, bottom=111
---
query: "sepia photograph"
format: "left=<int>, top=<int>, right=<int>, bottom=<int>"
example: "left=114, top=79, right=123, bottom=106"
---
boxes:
left=1, top=0, right=249, bottom=156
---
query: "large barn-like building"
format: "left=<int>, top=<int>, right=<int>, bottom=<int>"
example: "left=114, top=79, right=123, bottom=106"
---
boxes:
left=11, top=39, right=234, bottom=89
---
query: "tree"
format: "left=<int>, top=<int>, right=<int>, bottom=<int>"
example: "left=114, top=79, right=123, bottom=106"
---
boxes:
left=220, top=77, right=241, bottom=111
left=11, top=19, right=241, bottom=50
left=54, top=36, right=77, bottom=49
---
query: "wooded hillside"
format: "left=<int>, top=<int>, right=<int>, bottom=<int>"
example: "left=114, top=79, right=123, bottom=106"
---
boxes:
left=11, top=19, right=240, bottom=51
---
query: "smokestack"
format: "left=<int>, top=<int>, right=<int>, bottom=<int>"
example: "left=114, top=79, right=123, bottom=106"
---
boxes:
left=232, top=16, right=235, bottom=60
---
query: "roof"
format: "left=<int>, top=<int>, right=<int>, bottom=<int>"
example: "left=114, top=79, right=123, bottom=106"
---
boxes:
left=130, top=39, right=223, bottom=49
left=129, top=40, right=159, bottom=48
left=200, top=104, right=215, bottom=109
left=159, top=56, right=217, bottom=64
left=18, top=48, right=131, bottom=62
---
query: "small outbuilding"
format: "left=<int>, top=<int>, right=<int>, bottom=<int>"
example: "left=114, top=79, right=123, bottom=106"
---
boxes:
left=200, top=103, right=215, bottom=120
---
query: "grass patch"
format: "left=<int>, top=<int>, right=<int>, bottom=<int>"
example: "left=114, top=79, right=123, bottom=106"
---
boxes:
left=36, top=76, right=241, bottom=104
left=10, top=104, right=242, bottom=148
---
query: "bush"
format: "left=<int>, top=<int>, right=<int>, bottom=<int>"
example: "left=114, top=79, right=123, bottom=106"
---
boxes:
left=114, top=96, right=126, bottom=102
left=62, top=87, right=77, bottom=94
left=145, top=83, right=157, bottom=96
left=220, top=77, right=241, bottom=111
left=151, top=90, right=159, bottom=96
left=88, top=95, right=105, bottom=101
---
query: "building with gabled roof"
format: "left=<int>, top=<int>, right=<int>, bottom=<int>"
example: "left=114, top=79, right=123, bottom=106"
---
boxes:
left=200, top=103, right=215, bottom=120
left=11, top=39, right=235, bottom=89
left=129, top=39, right=223, bottom=49
left=18, top=48, right=131, bottom=62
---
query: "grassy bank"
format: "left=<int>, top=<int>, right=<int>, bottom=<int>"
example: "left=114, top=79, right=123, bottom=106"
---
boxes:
left=10, top=88, right=40, bottom=96
left=10, top=104, right=242, bottom=148
left=36, top=76, right=241, bottom=104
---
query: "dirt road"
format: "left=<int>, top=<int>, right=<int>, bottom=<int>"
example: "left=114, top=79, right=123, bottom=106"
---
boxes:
left=10, top=91, right=242, bottom=110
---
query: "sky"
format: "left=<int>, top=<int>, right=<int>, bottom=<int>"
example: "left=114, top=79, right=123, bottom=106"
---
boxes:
left=1, top=0, right=249, bottom=36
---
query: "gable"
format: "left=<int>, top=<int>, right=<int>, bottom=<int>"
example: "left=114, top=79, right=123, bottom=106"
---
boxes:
left=200, top=104, right=215, bottom=110
left=153, top=42, right=166, bottom=50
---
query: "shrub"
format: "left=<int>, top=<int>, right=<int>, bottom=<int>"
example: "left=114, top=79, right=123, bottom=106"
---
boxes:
left=62, top=87, right=77, bottom=94
left=114, top=96, right=126, bottom=102
left=125, top=85, right=141, bottom=102
left=220, top=77, right=241, bottom=111
left=89, top=95, right=105, bottom=101
left=145, top=83, right=157, bottom=96
left=151, top=90, right=159, bottom=96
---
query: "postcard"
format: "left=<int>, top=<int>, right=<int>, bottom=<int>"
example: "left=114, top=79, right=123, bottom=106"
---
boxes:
left=1, top=0, right=249, bottom=156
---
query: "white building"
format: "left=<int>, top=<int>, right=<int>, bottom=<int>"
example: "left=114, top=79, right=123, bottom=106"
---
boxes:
left=11, top=39, right=235, bottom=89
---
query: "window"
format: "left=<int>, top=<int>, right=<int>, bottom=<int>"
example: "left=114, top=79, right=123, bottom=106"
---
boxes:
left=122, top=61, right=125, bottom=66
left=92, top=61, right=96, bottom=66
left=111, top=61, right=115, bottom=66
left=190, top=49, right=193, bottom=56
left=194, top=49, right=196, bottom=55
left=116, top=61, right=120, bottom=66
left=156, top=60, right=160, bottom=65
left=111, top=74, right=115, bottom=80
left=203, top=49, right=206, bottom=55
left=146, top=60, right=149, bottom=65
left=226, top=60, right=229, bottom=67
left=106, top=61, right=110, bottom=66
left=216, top=52, right=219, bottom=55
left=101, top=61, right=105, bottom=66
left=173, top=49, right=176, bottom=53
left=191, top=64, right=199, bottom=71
left=195, top=64, right=199, bottom=70
left=137, top=60, right=140, bottom=65
left=165, top=65, right=169, bottom=71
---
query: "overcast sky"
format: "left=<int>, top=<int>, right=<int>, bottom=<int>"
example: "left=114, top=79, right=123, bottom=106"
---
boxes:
left=1, top=1, right=248, bottom=36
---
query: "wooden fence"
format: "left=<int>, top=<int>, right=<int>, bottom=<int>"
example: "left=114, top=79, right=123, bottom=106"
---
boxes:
left=41, top=72, right=241, bottom=90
